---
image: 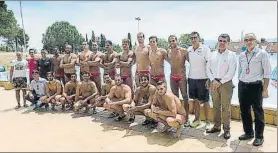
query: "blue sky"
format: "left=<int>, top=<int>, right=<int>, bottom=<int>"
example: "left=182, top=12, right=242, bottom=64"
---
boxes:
left=6, top=1, right=277, bottom=49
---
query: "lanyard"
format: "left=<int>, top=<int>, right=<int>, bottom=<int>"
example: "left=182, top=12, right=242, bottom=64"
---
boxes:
left=245, top=52, right=255, bottom=70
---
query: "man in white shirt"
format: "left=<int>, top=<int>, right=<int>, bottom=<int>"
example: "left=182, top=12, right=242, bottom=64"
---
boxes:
left=187, top=31, right=211, bottom=129
left=25, top=70, right=47, bottom=110
left=10, top=52, right=29, bottom=109
left=206, top=34, right=237, bottom=139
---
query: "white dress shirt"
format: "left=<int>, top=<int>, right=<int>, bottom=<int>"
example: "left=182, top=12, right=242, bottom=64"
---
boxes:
left=206, top=49, right=237, bottom=84
left=188, top=44, right=211, bottom=79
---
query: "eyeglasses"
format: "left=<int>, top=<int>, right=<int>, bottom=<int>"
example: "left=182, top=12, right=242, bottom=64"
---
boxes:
left=190, top=37, right=198, bottom=40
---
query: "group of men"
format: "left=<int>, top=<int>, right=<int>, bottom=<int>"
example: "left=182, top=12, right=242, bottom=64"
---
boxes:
left=9, top=31, right=271, bottom=145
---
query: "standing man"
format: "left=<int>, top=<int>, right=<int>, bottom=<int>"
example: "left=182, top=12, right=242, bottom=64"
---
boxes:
left=100, top=40, right=118, bottom=80
left=87, top=42, right=102, bottom=94
left=148, top=36, right=168, bottom=86
left=116, top=38, right=135, bottom=91
left=238, top=33, right=271, bottom=146
left=206, top=34, right=237, bottom=139
left=37, top=49, right=52, bottom=79
left=187, top=31, right=211, bottom=128
left=60, top=45, right=77, bottom=83
left=10, top=52, right=29, bottom=109
left=134, top=32, right=150, bottom=87
left=167, top=35, right=190, bottom=126
left=77, top=42, right=92, bottom=77
left=51, top=51, right=64, bottom=84
left=27, top=49, right=39, bottom=82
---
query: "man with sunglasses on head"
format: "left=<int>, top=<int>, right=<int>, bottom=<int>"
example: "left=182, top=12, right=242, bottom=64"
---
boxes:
left=100, top=40, right=118, bottom=80
left=60, top=45, right=77, bottom=83
left=134, top=32, right=151, bottom=87
left=26, top=70, right=47, bottom=109
left=238, top=33, right=271, bottom=146
left=206, top=34, right=237, bottom=139
left=187, top=31, right=211, bottom=129
left=123, top=74, right=156, bottom=124
left=39, top=72, right=62, bottom=111
left=167, top=35, right=190, bottom=127
left=87, top=42, right=102, bottom=94
left=27, top=49, right=39, bottom=82
left=148, top=36, right=168, bottom=86
left=77, top=42, right=92, bottom=80
left=116, top=38, right=135, bottom=92
left=74, top=72, right=99, bottom=114
left=56, top=73, right=78, bottom=111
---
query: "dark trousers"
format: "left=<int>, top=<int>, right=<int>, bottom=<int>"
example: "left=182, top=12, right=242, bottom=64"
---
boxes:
left=238, top=81, right=264, bottom=139
left=26, top=91, right=40, bottom=105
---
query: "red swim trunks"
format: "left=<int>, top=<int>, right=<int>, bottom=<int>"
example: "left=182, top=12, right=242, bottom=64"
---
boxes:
left=90, top=72, right=101, bottom=78
left=151, top=74, right=165, bottom=81
left=171, top=74, right=183, bottom=82
left=136, top=70, right=150, bottom=75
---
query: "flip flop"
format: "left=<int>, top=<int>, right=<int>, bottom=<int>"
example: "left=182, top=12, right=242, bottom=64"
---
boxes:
left=15, top=105, right=21, bottom=109
left=114, top=115, right=126, bottom=122
left=23, top=104, right=28, bottom=108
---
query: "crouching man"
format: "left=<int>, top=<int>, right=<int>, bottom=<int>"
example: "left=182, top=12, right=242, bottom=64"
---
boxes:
left=39, top=72, right=62, bottom=111
left=57, top=73, right=78, bottom=111
left=25, top=70, right=47, bottom=110
left=144, top=80, right=187, bottom=138
left=103, top=74, right=132, bottom=121
left=74, top=72, right=98, bottom=114
left=123, top=74, right=157, bottom=124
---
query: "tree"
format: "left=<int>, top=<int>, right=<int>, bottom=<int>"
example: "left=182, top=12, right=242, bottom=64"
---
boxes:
left=91, top=30, right=96, bottom=42
left=112, top=44, right=122, bottom=53
left=127, top=33, right=132, bottom=50
left=0, top=1, right=18, bottom=39
left=85, top=34, right=88, bottom=42
left=99, top=34, right=106, bottom=52
left=41, top=21, right=85, bottom=52
left=179, top=33, right=191, bottom=48
left=157, top=38, right=169, bottom=50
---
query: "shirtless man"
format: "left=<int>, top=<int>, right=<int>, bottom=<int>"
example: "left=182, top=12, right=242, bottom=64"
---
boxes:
left=116, top=38, right=135, bottom=91
left=51, top=51, right=64, bottom=84
left=60, top=45, right=77, bottom=83
left=134, top=32, right=150, bottom=87
left=77, top=42, right=92, bottom=78
left=94, top=73, right=115, bottom=108
left=39, top=72, right=62, bottom=111
left=87, top=42, right=102, bottom=93
left=100, top=40, right=117, bottom=80
left=144, top=80, right=187, bottom=138
left=74, top=72, right=98, bottom=114
left=122, top=74, right=157, bottom=124
left=57, top=73, right=78, bottom=111
left=103, top=74, right=132, bottom=121
left=167, top=35, right=190, bottom=126
left=148, top=36, right=168, bottom=86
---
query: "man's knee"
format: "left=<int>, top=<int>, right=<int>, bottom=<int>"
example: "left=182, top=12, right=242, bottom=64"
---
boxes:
left=166, top=117, right=179, bottom=127
left=122, top=104, right=131, bottom=112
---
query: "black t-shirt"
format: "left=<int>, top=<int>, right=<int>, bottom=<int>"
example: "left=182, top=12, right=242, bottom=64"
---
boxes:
left=37, top=57, right=52, bottom=78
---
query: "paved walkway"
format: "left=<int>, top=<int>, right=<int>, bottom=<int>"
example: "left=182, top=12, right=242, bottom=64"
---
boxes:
left=0, top=88, right=276, bottom=152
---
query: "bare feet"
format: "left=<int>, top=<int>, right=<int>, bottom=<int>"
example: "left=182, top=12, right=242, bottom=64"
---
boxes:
left=174, top=125, right=182, bottom=138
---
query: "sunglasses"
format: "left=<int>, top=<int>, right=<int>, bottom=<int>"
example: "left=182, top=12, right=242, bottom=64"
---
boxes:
left=244, top=38, right=255, bottom=42
left=190, top=37, right=198, bottom=40
left=71, top=76, right=76, bottom=78
left=218, top=40, right=228, bottom=43
left=150, top=40, right=156, bottom=43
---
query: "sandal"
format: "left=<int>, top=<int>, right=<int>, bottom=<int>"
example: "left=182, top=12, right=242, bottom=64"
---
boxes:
left=128, top=116, right=135, bottom=123
left=15, top=105, right=21, bottom=109
left=114, top=115, right=126, bottom=122
left=23, top=104, right=28, bottom=108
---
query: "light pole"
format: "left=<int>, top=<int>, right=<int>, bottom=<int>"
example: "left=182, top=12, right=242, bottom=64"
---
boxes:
left=135, top=17, right=141, bottom=32
left=19, top=0, right=27, bottom=59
